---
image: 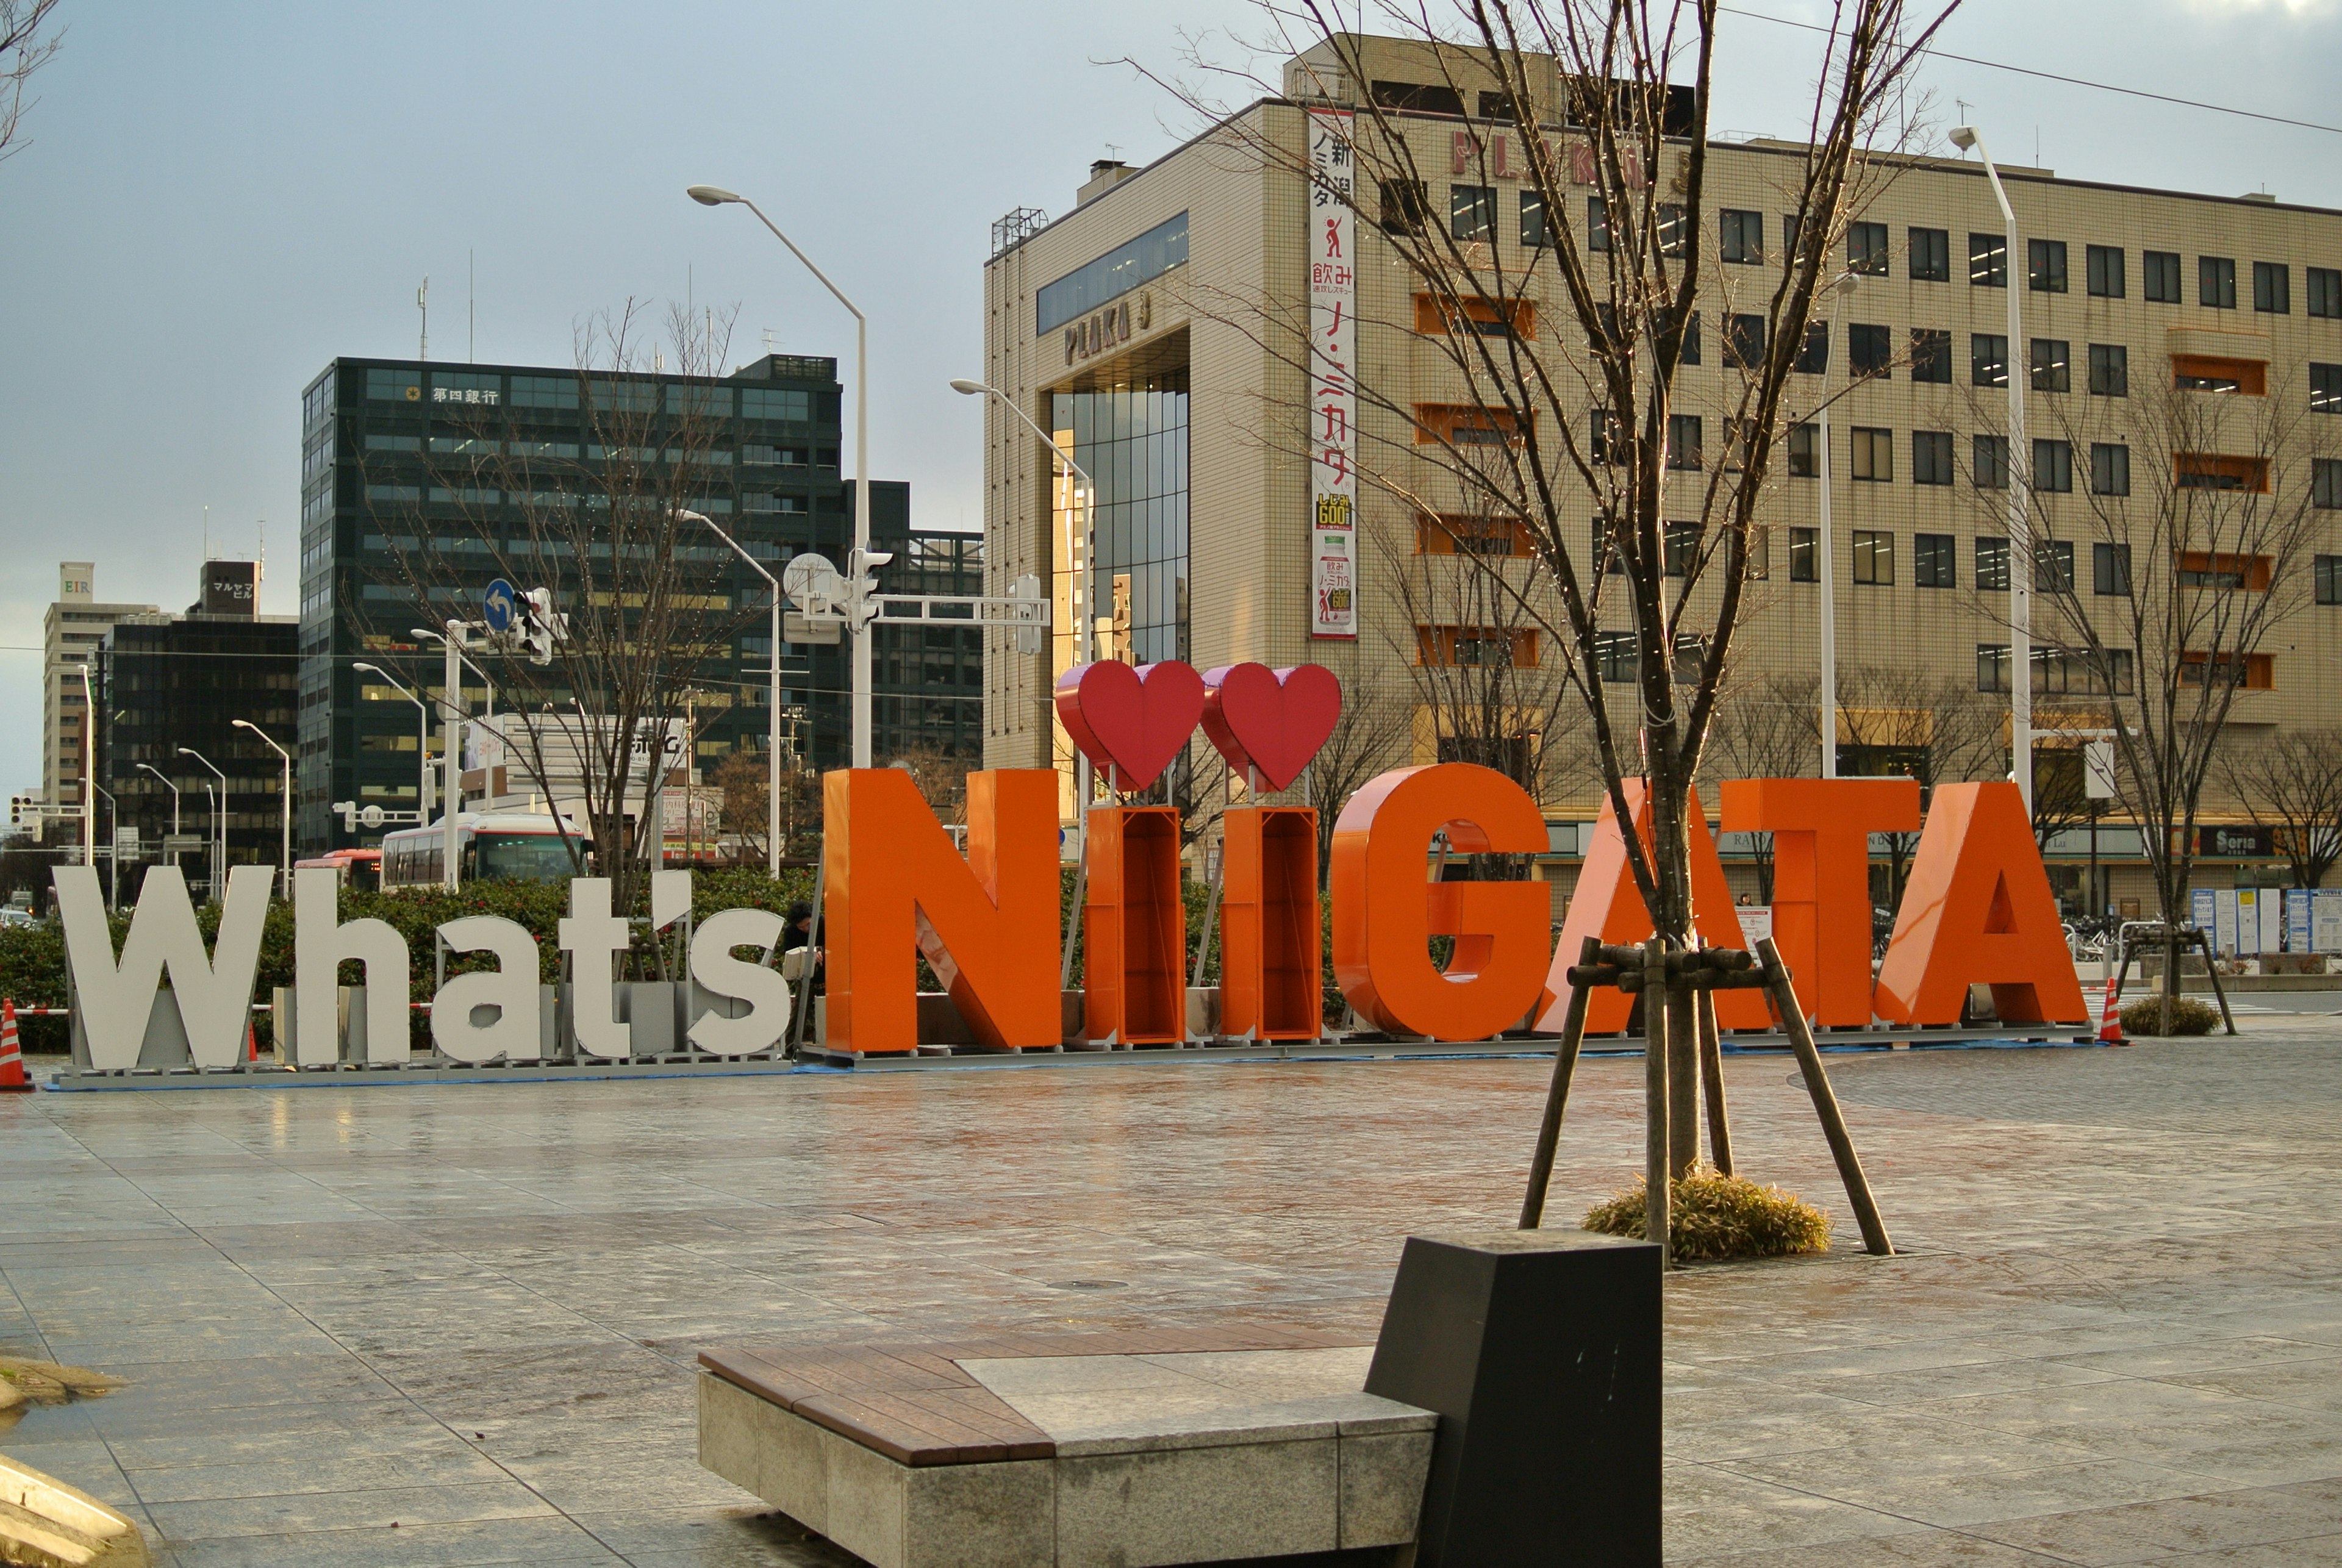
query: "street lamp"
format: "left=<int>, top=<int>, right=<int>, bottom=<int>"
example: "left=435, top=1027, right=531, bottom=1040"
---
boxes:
left=179, top=746, right=226, bottom=899
left=410, top=625, right=476, bottom=890
left=954, top=376, right=1098, bottom=987
left=233, top=720, right=292, bottom=892
left=1814, top=272, right=1858, bottom=779
left=681, top=509, right=783, bottom=876
left=137, top=763, right=181, bottom=850
left=87, top=779, right=117, bottom=911
left=72, top=664, right=96, bottom=876
left=410, top=629, right=495, bottom=725
left=353, top=662, right=434, bottom=815
left=690, top=183, right=875, bottom=768
left=1952, top=123, right=2033, bottom=814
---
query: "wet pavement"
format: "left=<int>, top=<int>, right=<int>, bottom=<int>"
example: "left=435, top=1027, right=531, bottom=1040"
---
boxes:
left=3, top=1022, right=2340, bottom=1566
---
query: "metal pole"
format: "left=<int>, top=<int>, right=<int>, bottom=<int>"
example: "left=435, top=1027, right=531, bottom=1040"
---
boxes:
left=442, top=624, right=463, bottom=890
left=684, top=510, right=784, bottom=877
left=234, top=720, right=292, bottom=891
left=1965, top=130, right=2033, bottom=813
left=1817, top=275, right=1854, bottom=778
left=359, top=663, right=434, bottom=817
left=179, top=747, right=226, bottom=901
left=76, top=665, right=96, bottom=874
left=853, top=311, right=872, bottom=770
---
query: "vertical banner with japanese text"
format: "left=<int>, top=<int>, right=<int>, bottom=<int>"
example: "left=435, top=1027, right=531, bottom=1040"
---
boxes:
left=1308, top=109, right=1358, bottom=640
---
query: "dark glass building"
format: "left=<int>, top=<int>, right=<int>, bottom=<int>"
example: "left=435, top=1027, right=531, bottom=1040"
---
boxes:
left=296, top=354, right=976, bottom=852
left=97, top=562, right=299, bottom=899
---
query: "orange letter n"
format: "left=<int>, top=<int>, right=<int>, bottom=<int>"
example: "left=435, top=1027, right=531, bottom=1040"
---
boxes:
left=823, top=768, right=1062, bottom=1053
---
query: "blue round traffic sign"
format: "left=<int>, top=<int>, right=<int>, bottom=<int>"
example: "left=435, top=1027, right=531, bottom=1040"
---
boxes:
left=482, top=579, right=517, bottom=633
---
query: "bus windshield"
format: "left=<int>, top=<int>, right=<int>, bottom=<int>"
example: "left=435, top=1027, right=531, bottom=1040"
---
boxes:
left=470, top=831, right=581, bottom=882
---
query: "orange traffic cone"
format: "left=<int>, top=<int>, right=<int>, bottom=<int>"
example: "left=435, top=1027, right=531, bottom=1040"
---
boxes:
left=246, top=1020, right=260, bottom=1063
left=2097, top=974, right=2127, bottom=1046
left=0, top=1000, right=34, bottom=1091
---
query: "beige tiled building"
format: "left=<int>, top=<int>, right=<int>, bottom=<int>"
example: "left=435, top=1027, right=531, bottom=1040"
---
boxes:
left=979, top=34, right=2342, bottom=913
left=42, top=563, right=157, bottom=816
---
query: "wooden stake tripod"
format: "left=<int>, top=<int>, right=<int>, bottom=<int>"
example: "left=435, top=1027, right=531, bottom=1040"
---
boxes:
left=1519, top=934, right=1894, bottom=1267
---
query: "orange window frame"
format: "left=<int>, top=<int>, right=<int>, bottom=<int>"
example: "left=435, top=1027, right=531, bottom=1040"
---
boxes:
left=2174, top=453, right=2272, bottom=493
left=1416, top=513, right=1535, bottom=556
left=1412, top=293, right=1539, bottom=340
left=2171, top=354, right=2266, bottom=396
left=2179, top=651, right=2275, bottom=689
left=1414, top=403, right=1531, bottom=446
left=1416, top=625, right=1542, bottom=668
left=2176, top=550, right=2273, bottom=590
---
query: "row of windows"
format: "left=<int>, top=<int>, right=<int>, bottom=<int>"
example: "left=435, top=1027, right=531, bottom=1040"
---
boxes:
left=1647, top=416, right=2137, bottom=495
left=361, top=368, right=832, bottom=421
left=1428, top=190, right=2342, bottom=320
left=359, top=432, right=842, bottom=468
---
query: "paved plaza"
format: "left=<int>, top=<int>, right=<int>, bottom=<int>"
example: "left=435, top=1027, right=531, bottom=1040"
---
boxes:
left=3, top=1020, right=2341, bottom=1566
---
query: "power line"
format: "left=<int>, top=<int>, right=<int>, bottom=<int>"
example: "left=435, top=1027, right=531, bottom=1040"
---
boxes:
left=1719, top=4, right=2342, bottom=139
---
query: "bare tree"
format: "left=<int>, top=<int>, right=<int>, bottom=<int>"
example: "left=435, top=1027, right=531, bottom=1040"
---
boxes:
left=0, top=0, right=62, bottom=165
left=2222, top=728, right=2342, bottom=892
left=2021, top=374, right=2332, bottom=1010
left=1290, top=670, right=1408, bottom=886
left=1834, top=665, right=2004, bottom=903
left=1700, top=669, right=1817, bottom=901
left=365, top=300, right=761, bottom=915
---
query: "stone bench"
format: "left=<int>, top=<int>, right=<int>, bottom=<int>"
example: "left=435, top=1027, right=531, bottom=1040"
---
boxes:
left=697, top=1325, right=1435, bottom=1568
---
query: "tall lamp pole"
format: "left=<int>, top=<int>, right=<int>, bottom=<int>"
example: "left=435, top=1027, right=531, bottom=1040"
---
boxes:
left=354, top=662, right=435, bottom=815
left=136, top=763, right=181, bottom=854
left=690, top=184, right=874, bottom=768
left=73, top=664, right=98, bottom=876
left=1814, top=272, right=1858, bottom=779
left=233, top=720, right=292, bottom=892
left=1952, top=124, right=2033, bottom=814
left=682, top=509, right=783, bottom=876
left=178, top=746, right=226, bottom=900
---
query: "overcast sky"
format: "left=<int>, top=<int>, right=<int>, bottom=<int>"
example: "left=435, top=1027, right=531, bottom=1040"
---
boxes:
left=2, top=0, right=2338, bottom=798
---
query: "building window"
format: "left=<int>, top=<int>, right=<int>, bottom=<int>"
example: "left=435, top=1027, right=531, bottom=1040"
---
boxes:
left=2201, top=256, right=2238, bottom=309
left=2173, top=354, right=2265, bottom=395
left=1972, top=333, right=2008, bottom=387
left=2034, top=439, right=2074, bottom=494
left=2319, top=556, right=2342, bottom=605
left=1850, top=426, right=1894, bottom=482
left=1672, top=309, right=1703, bottom=365
left=1976, top=536, right=2010, bottom=591
left=1414, top=294, right=1538, bottom=339
left=1788, top=526, right=1817, bottom=581
left=2176, top=454, right=2271, bottom=492
left=1977, top=643, right=2011, bottom=693
left=1914, top=532, right=1955, bottom=588
left=1848, top=221, right=1889, bottom=276
left=1969, top=232, right=2007, bottom=288
left=2029, top=238, right=2068, bottom=293
left=1719, top=209, right=1763, bottom=263
left=2142, top=249, right=2182, bottom=304
left=2091, top=442, right=2132, bottom=497
left=1663, top=520, right=1702, bottom=576
left=1852, top=529, right=1894, bottom=585
left=1591, top=514, right=1626, bottom=574
left=2311, top=363, right=2342, bottom=415
left=1450, top=183, right=1497, bottom=242
left=2179, top=651, right=2275, bottom=690
left=1724, top=313, right=1765, bottom=368
left=1794, top=322, right=1828, bottom=374
left=1658, top=203, right=1689, bottom=256
left=1587, top=196, right=1611, bottom=252
left=1849, top=324, right=1891, bottom=380
left=1419, top=626, right=1538, bottom=668
left=1787, top=422, right=1819, bottom=478
left=1913, top=430, right=1954, bottom=485
left=1667, top=414, right=1703, bottom=470
left=2036, top=538, right=2076, bottom=592
left=2086, top=245, right=2125, bottom=299
left=2316, top=458, right=2342, bottom=509
left=2088, top=343, right=2129, bottom=397
left=1909, top=226, right=1950, bottom=282
left=1910, top=328, right=1951, bottom=384
left=1519, top=189, right=1547, bottom=248
left=1380, top=179, right=1430, bottom=235
left=2255, top=261, right=2291, bottom=315
left=1416, top=514, right=1531, bottom=556
left=1594, top=630, right=1638, bottom=682
left=2031, top=338, right=2071, bottom=393
left=2311, top=267, right=2342, bottom=319
left=1783, top=213, right=1803, bottom=267
left=2095, top=542, right=2133, bottom=596
left=1974, top=435, right=2010, bottom=490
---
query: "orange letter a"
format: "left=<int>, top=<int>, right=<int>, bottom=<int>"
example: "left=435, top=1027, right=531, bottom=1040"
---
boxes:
left=1874, top=782, right=2088, bottom=1025
left=1538, top=781, right=1769, bottom=1034
left=823, top=768, right=1062, bottom=1053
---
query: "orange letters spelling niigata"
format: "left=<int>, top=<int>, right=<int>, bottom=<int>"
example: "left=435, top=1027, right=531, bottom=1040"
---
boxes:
left=1539, top=781, right=1770, bottom=1034
left=823, top=768, right=1062, bottom=1053
left=1332, top=764, right=1549, bottom=1041
left=1874, top=781, right=2089, bottom=1025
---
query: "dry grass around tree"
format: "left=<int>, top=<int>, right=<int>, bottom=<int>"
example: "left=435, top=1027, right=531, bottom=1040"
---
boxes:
left=1583, top=1165, right=1832, bottom=1261
left=2121, top=995, right=2221, bottom=1037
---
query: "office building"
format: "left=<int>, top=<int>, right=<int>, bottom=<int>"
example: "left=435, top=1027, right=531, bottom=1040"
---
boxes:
left=41, top=563, right=156, bottom=817
left=297, top=353, right=974, bottom=851
left=97, top=561, right=298, bottom=898
left=978, top=32, right=2342, bottom=912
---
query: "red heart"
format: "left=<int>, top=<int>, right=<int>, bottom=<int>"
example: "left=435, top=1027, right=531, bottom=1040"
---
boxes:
left=1200, top=664, right=1343, bottom=792
left=1054, top=660, right=1206, bottom=792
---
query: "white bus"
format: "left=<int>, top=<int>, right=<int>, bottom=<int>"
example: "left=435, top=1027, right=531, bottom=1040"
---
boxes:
left=379, top=812, right=590, bottom=889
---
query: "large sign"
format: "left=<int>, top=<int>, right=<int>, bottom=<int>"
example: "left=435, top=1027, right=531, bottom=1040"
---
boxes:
left=1306, top=108, right=1358, bottom=640
left=56, top=664, right=2089, bottom=1064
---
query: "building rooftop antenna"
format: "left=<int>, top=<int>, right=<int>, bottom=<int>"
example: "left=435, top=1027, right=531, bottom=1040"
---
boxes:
left=418, top=277, right=429, bottom=362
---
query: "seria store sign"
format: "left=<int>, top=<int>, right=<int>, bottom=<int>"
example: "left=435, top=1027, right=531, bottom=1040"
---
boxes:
left=56, top=664, right=2086, bottom=1065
